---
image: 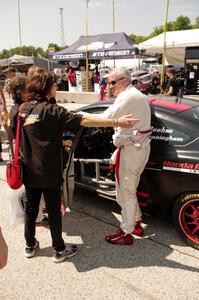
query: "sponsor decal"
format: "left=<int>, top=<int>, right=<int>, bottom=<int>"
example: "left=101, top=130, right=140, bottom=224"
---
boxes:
left=77, top=42, right=115, bottom=51
left=163, top=160, right=199, bottom=174
left=52, top=49, right=136, bottom=60
left=180, top=193, right=199, bottom=202
left=151, top=127, right=185, bottom=143
left=24, top=114, right=40, bottom=126
left=53, top=53, right=84, bottom=59
left=92, top=50, right=132, bottom=57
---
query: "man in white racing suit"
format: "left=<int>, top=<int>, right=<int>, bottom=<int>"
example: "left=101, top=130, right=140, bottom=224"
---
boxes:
left=102, top=68, right=151, bottom=245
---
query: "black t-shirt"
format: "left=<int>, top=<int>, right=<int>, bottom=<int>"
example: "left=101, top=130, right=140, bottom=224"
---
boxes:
left=167, top=77, right=179, bottom=96
left=9, top=102, right=23, bottom=139
left=19, top=98, right=82, bottom=189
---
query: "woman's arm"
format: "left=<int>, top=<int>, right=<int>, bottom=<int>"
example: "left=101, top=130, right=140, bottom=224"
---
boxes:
left=80, top=113, right=139, bottom=128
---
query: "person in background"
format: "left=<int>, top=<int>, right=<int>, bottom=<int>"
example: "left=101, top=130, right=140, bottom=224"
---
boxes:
left=0, top=85, right=9, bottom=161
left=100, top=68, right=151, bottom=245
left=176, top=70, right=185, bottom=103
left=3, top=67, right=17, bottom=107
left=92, top=68, right=100, bottom=84
left=18, top=68, right=137, bottom=263
left=8, top=75, right=29, bottom=142
left=99, top=71, right=109, bottom=100
left=165, top=67, right=179, bottom=97
left=0, top=227, right=8, bottom=269
left=150, top=71, right=160, bottom=94
left=68, top=67, right=77, bottom=87
left=27, top=65, right=39, bottom=79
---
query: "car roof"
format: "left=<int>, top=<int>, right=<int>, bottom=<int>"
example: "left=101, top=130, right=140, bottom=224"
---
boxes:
left=148, top=95, right=198, bottom=114
left=77, top=95, right=198, bottom=115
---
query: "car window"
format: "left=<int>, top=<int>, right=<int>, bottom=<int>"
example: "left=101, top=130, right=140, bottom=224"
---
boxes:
left=151, top=118, right=191, bottom=146
left=75, top=107, right=115, bottom=159
left=179, top=106, right=199, bottom=123
left=140, top=74, right=152, bottom=82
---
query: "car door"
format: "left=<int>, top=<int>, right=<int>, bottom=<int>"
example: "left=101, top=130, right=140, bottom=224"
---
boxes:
left=63, top=105, right=115, bottom=206
left=139, top=107, right=198, bottom=214
left=62, top=127, right=84, bottom=207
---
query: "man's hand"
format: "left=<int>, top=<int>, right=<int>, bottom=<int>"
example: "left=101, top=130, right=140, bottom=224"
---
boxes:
left=118, top=114, right=139, bottom=128
left=0, top=228, right=8, bottom=269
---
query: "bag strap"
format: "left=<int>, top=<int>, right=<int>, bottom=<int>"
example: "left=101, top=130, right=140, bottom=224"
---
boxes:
left=13, top=104, right=23, bottom=163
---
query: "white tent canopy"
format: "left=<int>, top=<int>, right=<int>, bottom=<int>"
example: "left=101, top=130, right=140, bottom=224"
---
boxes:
left=138, top=29, right=199, bottom=65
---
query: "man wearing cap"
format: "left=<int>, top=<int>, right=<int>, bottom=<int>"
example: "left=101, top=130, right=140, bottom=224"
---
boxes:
left=3, top=67, right=16, bottom=82
left=101, top=67, right=151, bottom=245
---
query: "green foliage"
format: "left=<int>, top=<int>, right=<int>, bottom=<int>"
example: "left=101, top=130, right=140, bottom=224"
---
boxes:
left=192, top=16, right=199, bottom=29
left=172, top=15, right=191, bottom=30
left=129, top=15, right=195, bottom=43
left=0, top=43, right=67, bottom=59
left=48, top=43, right=67, bottom=51
left=129, top=34, right=147, bottom=44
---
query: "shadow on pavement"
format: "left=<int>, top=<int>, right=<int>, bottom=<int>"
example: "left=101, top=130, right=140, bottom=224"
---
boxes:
left=55, top=192, right=199, bottom=273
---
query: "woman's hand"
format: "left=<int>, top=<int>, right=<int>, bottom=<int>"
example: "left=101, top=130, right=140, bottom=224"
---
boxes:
left=117, top=114, right=139, bottom=128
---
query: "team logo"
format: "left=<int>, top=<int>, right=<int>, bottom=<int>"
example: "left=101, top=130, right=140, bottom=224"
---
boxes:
left=24, top=114, right=40, bottom=126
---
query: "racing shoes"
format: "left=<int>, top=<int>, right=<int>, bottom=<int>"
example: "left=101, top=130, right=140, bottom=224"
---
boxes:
left=132, top=221, right=144, bottom=236
left=105, top=221, right=143, bottom=244
left=105, top=229, right=134, bottom=245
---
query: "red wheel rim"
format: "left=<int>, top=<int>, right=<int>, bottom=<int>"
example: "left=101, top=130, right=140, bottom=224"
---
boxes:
left=179, top=198, right=199, bottom=244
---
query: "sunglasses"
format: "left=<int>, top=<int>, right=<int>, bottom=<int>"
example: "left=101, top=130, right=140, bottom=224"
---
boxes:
left=108, top=77, right=125, bottom=86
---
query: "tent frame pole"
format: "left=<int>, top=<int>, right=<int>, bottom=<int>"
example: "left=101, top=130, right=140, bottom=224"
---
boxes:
left=160, top=0, right=169, bottom=92
left=85, top=0, right=89, bottom=92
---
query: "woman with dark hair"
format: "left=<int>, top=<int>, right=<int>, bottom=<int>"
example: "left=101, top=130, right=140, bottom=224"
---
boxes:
left=18, top=68, right=137, bottom=263
left=9, top=74, right=48, bottom=227
left=8, top=75, right=29, bottom=141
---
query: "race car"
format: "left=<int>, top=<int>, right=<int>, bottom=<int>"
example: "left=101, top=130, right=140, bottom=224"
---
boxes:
left=63, top=95, right=199, bottom=249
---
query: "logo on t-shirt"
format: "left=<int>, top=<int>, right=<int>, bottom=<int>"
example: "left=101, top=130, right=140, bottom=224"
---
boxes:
left=24, top=114, right=40, bottom=126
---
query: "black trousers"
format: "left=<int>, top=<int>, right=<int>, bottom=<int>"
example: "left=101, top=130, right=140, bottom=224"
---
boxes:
left=25, top=185, right=65, bottom=252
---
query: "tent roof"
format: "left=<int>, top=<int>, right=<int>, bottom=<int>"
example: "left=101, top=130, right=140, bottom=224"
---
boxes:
left=51, top=32, right=138, bottom=60
left=138, top=28, right=199, bottom=51
left=0, top=54, right=34, bottom=67
left=138, top=29, right=199, bottom=65
left=0, top=54, right=61, bottom=70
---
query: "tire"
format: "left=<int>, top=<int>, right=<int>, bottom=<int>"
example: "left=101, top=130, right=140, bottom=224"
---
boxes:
left=172, top=193, right=199, bottom=250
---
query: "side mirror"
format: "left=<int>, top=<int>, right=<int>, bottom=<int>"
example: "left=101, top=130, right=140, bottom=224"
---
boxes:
left=132, top=79, right=138, bottom=85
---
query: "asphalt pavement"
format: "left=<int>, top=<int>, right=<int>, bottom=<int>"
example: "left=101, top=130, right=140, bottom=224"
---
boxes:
left=0, top=130, right=199, bottom=300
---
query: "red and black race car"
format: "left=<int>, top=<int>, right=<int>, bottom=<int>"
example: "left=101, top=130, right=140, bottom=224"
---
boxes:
left=64, top=95, right=199, bottom=249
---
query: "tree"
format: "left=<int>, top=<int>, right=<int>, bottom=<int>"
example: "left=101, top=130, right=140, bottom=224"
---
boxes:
left=129, top=15, right=193, bottom=43
left=0, top=45, right=48, bottom=59
left=172, top=15, right=191, bottom=31
left=192, top=16, right=199, bottom=29
left=0, top=49, right=10, bottom=59
left=47, top=43, right=67, bottom=51
left=129, top=34, right=147, bottom=44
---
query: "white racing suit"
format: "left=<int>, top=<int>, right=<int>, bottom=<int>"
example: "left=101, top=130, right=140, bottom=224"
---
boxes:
left=102, top=85, right=151, bottom=233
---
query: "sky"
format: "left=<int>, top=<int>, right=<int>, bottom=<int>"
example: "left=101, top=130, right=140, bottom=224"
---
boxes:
left=0, top=0, right=198, bottom=52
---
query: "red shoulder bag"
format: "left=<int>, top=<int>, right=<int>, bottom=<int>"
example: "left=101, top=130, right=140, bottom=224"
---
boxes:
left=6, top=106, right=23, bottom=189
